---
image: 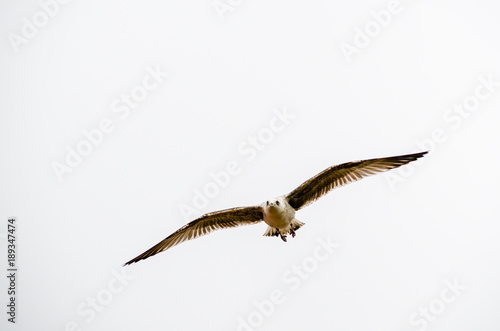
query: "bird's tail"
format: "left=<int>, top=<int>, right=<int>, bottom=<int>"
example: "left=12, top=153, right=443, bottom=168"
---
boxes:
left=263, top=219, right=305, bottom=237
left=290, top=218, right=305, bottom=231
left=263, top=226, right=280, bottom=237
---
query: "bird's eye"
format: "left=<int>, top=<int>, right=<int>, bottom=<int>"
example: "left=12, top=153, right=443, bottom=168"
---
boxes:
left=276, top=201, right=280, bottom=205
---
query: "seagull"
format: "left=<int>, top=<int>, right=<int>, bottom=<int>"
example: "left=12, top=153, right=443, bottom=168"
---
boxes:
left=124, top=151, right=427, bottom=265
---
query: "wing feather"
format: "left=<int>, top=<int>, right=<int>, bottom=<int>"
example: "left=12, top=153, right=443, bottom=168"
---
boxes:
left=286, top=151, right=427, bottom=210
left=124, top=206, right=263, bottom=265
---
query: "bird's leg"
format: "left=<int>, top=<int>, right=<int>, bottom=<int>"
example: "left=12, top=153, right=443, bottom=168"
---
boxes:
left=290, top=228, right=296, bottom=238
left=280, top=233, right=287, bottom=242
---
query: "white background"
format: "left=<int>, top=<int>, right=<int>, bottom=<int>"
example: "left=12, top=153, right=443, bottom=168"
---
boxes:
left=1, top=0, right=500, bottom=330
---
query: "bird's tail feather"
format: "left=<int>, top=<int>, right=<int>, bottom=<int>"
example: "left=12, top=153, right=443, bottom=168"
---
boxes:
left=263, top=226, right=280, bottom=237
left=291, top=218, right=305, bottom=231
left=263, top=219, right=305, bottom=237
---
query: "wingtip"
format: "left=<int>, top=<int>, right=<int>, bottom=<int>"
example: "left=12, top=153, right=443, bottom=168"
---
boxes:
left=124, top=258, right=145, bottom=266
left=416, top=150, right=429, bottom=158
left=123, top=254, right=144, bottom=266
left=122, top=260, right=134, bottom=267
left=405, top=151, right=429, bottom=159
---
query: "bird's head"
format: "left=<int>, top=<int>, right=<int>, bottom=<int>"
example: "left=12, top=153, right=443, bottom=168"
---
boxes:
left=265, top=197, right=286, bottom=212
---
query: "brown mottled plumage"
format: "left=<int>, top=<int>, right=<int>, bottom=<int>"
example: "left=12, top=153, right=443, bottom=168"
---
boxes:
left=124, top=151, right=427, bottom=265
left=287, top=152, right=427, bottom=210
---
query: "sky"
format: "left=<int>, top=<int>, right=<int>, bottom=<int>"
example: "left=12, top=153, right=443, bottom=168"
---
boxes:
left=1, top=0, right=500, bottom=330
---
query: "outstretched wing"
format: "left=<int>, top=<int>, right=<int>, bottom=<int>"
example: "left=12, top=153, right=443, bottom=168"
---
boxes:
left=286, top=151, right=427, bottom=211
left=124, top=206, right=263, bottom=265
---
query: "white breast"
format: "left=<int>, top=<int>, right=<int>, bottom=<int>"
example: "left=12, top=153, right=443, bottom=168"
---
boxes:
left=262, top=198, right=296, bottom=229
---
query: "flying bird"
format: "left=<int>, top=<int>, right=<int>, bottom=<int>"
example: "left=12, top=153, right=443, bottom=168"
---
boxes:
left=124, top=151, right=427, bottom=265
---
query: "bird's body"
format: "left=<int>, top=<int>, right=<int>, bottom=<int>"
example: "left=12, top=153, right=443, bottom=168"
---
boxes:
left=124, top=151, right=428, bottom=265
left=261, top=196, right=302, bottom=241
